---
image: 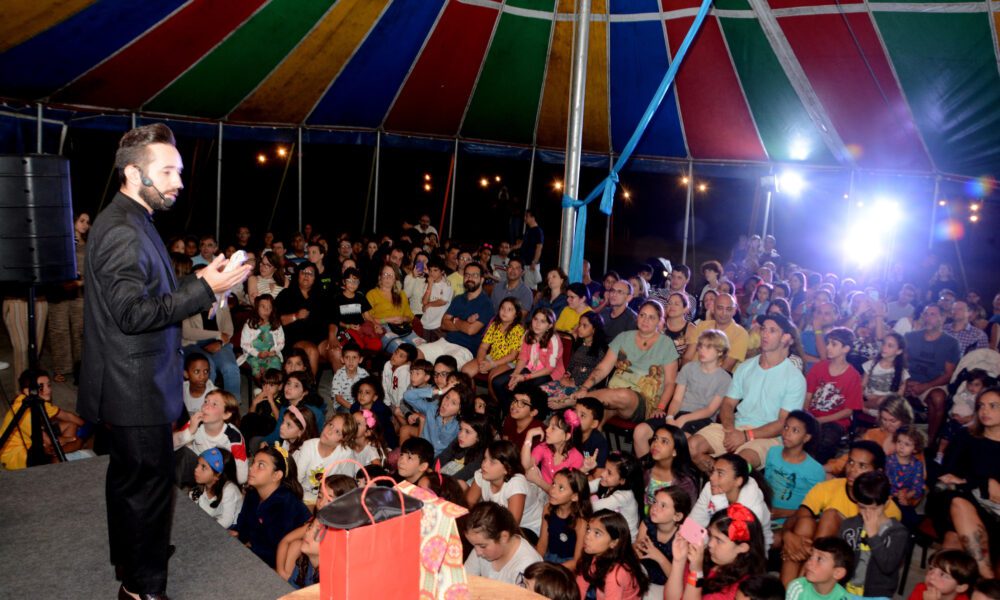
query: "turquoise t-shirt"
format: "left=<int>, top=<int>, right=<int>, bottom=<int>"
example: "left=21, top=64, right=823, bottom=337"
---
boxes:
left=764, top=445, right=826, bottom=524
left=727, top=356, right=806, bottom=429
left=787, top=577, right=849, bottom=600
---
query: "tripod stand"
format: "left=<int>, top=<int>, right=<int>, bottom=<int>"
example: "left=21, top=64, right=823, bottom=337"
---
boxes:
left=0, top=284, right=67, bottom=464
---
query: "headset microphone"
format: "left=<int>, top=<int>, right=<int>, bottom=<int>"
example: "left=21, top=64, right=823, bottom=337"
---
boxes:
left=138, top=168, right=171, bottom=205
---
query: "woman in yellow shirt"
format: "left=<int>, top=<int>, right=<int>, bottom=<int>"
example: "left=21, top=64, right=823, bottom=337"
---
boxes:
left=554, top=282, right=592, bottom=335
left=366, top=265, right=422, bottom=353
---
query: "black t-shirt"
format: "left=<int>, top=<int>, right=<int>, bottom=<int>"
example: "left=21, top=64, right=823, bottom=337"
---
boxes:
left=331, top=292, right=372, bottom=327
left=274, top=285, right=328, bottom=346
left=522, top=226, right=543, bottom=265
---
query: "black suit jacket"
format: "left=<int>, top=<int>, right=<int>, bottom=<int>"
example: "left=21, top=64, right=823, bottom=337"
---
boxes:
left=79, top=192, right=214, bottom=426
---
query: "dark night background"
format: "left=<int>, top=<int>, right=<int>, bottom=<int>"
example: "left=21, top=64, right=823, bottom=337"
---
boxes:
left=4, top=115, right=998, bottom=297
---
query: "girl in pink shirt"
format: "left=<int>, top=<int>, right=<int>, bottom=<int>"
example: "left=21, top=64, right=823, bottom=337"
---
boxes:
left=508, top=308, right=565, bottom=389
left=521, top=409, right=585, bottom=491
left=576, top=510, right=648, bottom=600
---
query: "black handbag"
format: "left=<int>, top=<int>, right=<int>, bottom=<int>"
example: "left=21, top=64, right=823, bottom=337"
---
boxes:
left=386, top=322, right=413, bottom=336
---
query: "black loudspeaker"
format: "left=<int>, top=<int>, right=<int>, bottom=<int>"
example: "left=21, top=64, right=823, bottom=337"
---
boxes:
left=0, top=155, right=77, bottom=283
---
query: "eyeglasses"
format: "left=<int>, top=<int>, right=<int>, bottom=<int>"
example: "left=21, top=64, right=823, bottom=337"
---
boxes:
left=433, top=371, right=451, bottom=378
left=511, top=398, right=531, bottom=408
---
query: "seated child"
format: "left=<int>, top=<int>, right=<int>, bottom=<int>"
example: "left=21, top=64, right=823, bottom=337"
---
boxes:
left=329, top=342, right=369, bottom=413
left=786, top=536, right=854, bottom=600
left=804, top=328, right=863, bottom=465
left=907, top=550, right=979, bottom=600
left=436, top=412, right=493, bottom=484
left=536, top=469, right=590, bottom=567
left=173, top=390, right=248, bottom=485
left=463, top=502, right=543, bottom=585
left=276, top=474, right=357, bottom=580
left=349, top=376, right=396, bottom=448
left=575, top=397, right=609, bottom=480
left=886, top=426, right=926, bottom=527
left=189, top=447, right=243, bottom=528
left=736, top=574, right=785, bottom=600
left=936, top=370, right=990, bottom=463
left=467, top=440, right=545, bottom=538
left=241, top=368, right=283, bottom=441
left=382, top=343, right=416, bottom=427
left=1, top=368, right=86, bottom=469
left=522, top=561, right=580, bottom=600
left=394, top=359, right=435, bottom=444
left=521, top=410, right=584, bottom=492
left=232, top=445, right=311, bottom=568
left=394, top=437, right=434, bottom=486
left=765, top=410, right=825, bottom=529
left=293, top=413, right=358, bottom=504
left=634, top=486, right=692, bottom=589
left=403, top=372, right=462, bottom=456
left=351, top=409, right=390, bottom=467
left=287, top=518, right=324, bottom=590
left=182, top=354, right=216, bottom=416
left=838, top=471, right=908, bottom=598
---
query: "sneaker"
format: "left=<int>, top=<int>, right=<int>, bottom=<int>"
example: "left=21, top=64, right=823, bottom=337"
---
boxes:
left=0, top=360, right=8, bottom=370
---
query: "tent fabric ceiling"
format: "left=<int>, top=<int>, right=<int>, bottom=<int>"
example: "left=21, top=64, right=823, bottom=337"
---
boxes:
left=1, top=0, right=999, bottom=178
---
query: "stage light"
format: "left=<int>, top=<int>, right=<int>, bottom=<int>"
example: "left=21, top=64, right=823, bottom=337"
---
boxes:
left=424, top=173, right=431, bottom=181
left=423, top=183, right=432, bottom=192
left=256, top=153, right=267, bottom=164
left=844, top=194, right=850, bottom=200
left=479, top=177, right=489, bottom=188
left=970, top=214, right=980, bottom=223
left=871, top=198, right=902, bottom=226
left=681, top=176, right=690, bottom=186
left=776, top=171, right=805, bottom=197
left=495, top=175, right=501, bottom=183
left=856, top=201, right=864, bottom=208
left=938, top=199, right=947, bottom=207
left=789, top=137, right=811, bottom=161
left=843, top=197, right=903, bottom=265
left=276, top=147, right=288, bottom=158
left=553, top=180, right=563, bottom=191
left=971, top=203, right=980, bottom=212
left=697, top=183, right=708, bottom=193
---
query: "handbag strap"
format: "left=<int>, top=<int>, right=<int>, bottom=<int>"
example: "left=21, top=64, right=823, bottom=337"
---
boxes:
left=360, top=475, right=409, bottom=525
left=320, top=458, right=369, bottom=504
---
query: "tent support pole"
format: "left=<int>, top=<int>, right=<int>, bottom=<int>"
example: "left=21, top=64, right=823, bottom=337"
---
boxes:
left=603, top=156, right=612, bottom=274
left=928, top=176, right=940, bottom=250
left=297, top=127, right=303, bottom=232
left=131, top=112, right=137, bottom=130
left=373, top=130, right=381, bottom=234
left=449, top=138, right=458, bottom=238
left=682, top=162, right=694, bottom=266
left=558, top=0, right=591, bottom=276
left=524, top=146, right=537, bottom=236
left=36, top=103, right=42, bottom=153
left=216, top=122, right=222, bottom=242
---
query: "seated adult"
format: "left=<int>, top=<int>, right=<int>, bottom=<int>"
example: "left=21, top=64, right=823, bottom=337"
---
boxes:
left=905, top=304, right=961, bottom=443
left=488, top=257, right=533, bottom=315
left=779, top=440, right=902, bottom=585
left=532, top=268, right=568, bottom=319
left=566, top=299, right=678, bottom=424
left=275, top=262, right=335, bottom=375
left=366, top=264, right=422, bottom=353
left=687, top=313, right=805, bottom=472
left=418, top=262, right=496, bottom=368
left=946, top=300, right=989, bottom=356
left=600, top=279, right=638, bottom=341
left=661, top=291, right=693, bottom=359
left=1, top=369, right=86, bottom=469
left=682, top=293, right=748, bottom=371
left=928, top=386, right=1000, bottom=578
left=554, top=282, right=592, bottom=335
left=248, top=251, right=285, bottom=304
left=181, top=300, right=240, bottom=397
left=447, top=250, right=474, bottom=297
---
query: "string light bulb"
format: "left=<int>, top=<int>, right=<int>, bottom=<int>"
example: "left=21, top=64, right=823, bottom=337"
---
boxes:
left=553, top=180, right=563, bottom=191
left=256, top=154, right=267, bottom=164
left=494, top=175, right=501, bottom=183
left=276, top=147, right=288, bottom=158
left=970, top=203, right=980, bottom=212
left=423, top=183, right=432, bottom=192
left=479, top=177, right=489, bottom=188
left=938, top=199, right=947, bottom=207
left=681, top=176, right=690, bottom=186
left=970, top=214, right=980, bottom=223
left=424, top=173, right=431, bottom=181
left=697, top=183, right=708, bottom=193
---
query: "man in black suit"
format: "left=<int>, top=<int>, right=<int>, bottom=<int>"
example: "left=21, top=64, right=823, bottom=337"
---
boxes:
left=79, top=123, right=250, bottom=600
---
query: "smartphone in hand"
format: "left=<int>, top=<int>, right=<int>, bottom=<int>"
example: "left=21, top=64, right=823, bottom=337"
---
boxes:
left=679, top=517, right=707, bottom=545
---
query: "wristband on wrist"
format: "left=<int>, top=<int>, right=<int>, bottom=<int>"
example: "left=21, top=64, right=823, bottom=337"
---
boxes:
left=746, top=429, right=755, bottom=441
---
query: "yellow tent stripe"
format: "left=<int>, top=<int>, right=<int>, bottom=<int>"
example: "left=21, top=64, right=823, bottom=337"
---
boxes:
left=0, top=0, right=96, bottom=53
left=229, top=0, right=388, bottom=123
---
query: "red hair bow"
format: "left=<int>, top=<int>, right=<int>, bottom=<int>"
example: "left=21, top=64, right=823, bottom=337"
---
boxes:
left=726, top=503, right=755, bottom=542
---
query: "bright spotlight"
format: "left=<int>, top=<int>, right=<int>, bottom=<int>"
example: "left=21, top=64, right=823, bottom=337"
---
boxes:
left=494, top=175, right=501, bottom=183
left=622, top=189, right=631, bottom=200
left=843, top=194, right=850, bottom=200
left=970, top=214, right=980, bottom=223
left=789, top=137, right=811, bottom=161
left=938, top=199, right=947, bottom=207
left=776, top=171, right=805, bottom=197
left=856, top=201, right=864, bottom=208
left=842, top=231, right=882, bottom=266
left=479, top=177, right=489, bottom=188
left=971, top=203, right=980, bottom=212
left=872, top=198, right=902, bottom=226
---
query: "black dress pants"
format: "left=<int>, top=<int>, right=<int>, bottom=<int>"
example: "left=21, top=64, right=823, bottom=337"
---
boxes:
left=107, top=424, right=175, bottom=594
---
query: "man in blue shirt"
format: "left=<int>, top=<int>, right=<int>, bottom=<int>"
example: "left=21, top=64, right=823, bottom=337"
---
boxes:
left=905, top=304, right=961, bottom=443
left=417, top=262, right=495, bottom=368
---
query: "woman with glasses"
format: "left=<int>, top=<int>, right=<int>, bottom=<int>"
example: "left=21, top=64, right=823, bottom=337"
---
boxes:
left=365, top=264, right=424, bottom=353
left=248, top=251, right=286, bottom=304
left=274, top=263, right=333, bottom=376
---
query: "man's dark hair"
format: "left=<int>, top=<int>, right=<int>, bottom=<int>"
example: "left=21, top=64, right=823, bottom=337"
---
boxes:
left=737, top=575, right=786, bottom=600
left=852, top=471, right=892, bottom=506
left=512, top=383, right=549, bottom=421
left=812, top=536, right=856, bottom=581
left=399, top=437, right=434, bottom=468
left=672, top=264, right=691, bottom=279
left=506, top=257, right=524, bottom=270
left=849, top=440, right=886, bottom=470
left=463, top=261, right=483, bottom=277
left=115, top=123, right=176, bottom=184
left=824, top=327, right=855, bottom=348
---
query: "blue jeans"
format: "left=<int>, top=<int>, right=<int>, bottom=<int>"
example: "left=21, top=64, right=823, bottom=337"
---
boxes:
left=381, top=330, right=423, bottom=354
left=183, top=342, right=241, bottom=397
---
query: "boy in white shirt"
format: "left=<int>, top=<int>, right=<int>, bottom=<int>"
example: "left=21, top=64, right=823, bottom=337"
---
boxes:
left=182, top=354, right=216, bottom=416
left=420, top=260, right=454, bottom=342
left=329, top=342, right=369, bottom=413
left=382, top=343, right=416, bottom=415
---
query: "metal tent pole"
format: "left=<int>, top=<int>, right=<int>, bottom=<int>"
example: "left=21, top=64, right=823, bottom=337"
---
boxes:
left=681, top=162, right=694, bottom=265
left=558, top=0, right=591, bottom=275
left=928, top=175, right=941, bottom=249
left=449, top=138, right=458, bottom=238
left=216, top=122, right=222, bottom=242
left=297, top=127, right=303, bottom=232
left=524, top=146, right=537, bottom=236
left=373, top=130, right=381, bottom=234
left=36, top=103, right=43, bottom=153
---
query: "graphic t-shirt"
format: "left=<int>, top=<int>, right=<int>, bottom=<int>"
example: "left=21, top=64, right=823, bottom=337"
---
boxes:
left=763, top=445, right=826, bottom=525
left=805, top=361, right=863, bottom=428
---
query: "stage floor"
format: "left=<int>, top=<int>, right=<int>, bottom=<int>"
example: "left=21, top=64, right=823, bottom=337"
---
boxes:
left=0, top=455, right=293, bottom=599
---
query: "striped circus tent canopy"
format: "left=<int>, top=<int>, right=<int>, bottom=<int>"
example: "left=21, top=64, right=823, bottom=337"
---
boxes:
left=2, top=0, right=999, bottom=179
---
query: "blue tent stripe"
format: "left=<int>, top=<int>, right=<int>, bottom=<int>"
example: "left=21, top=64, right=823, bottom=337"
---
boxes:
left=306, top=0, right=445, bottom=127
left=609, top=0, right=686, bottom=159
left=0, top=0, right=187, bottom=98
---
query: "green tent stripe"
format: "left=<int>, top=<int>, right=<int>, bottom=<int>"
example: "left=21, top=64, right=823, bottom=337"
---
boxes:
left=718, top=16, right=835, bottom=164
left=875, top=12, right=1000, bottom=175
left=461, top=2, right=553, bottom=143
left=145, top=0, right=336, bottom=118
left=713, top=0, right=751, bottom=11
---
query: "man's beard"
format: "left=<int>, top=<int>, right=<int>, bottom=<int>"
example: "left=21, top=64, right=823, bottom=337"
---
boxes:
left=463, top=281, right=480, bottom=293
left=139, top=184, right=176, bottom=211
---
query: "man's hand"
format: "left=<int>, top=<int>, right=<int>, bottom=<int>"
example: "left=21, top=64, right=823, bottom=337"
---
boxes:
left=197, top=254, right=252, bottom=294
left=782, top=530, right=811, bottom=562
left=723, top=429, right=745, bottom=452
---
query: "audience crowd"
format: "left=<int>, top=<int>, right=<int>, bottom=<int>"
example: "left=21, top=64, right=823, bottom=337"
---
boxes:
left=6, top=212, right=1000, bottom=600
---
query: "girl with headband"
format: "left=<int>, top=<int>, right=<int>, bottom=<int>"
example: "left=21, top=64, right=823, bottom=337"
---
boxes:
left=521, top=409, right=584, bottom=492
left=190, top=447, right=243, bottom=528
left=233, top=444, right=311, bottom=568
left=666, top=503, right=767, bottom=600
left=277, top=404, right=318, bottom=456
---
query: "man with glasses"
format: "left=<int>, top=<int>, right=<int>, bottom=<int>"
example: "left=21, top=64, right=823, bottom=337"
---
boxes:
left=683, top=293, right=747, bottom=372
left=489, top=257, right=533, bottom=313
left=600, top=280, right=638, bottom=340
left=418, top=262, right=496, bottom=368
